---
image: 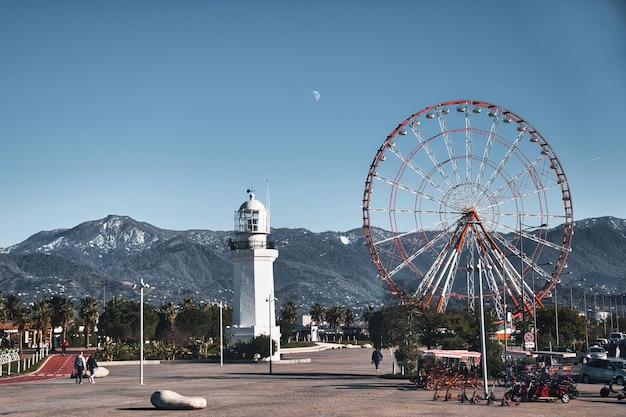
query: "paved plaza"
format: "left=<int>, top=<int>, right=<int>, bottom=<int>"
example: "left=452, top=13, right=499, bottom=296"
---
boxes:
left=1, top=345, right=625, bottom=416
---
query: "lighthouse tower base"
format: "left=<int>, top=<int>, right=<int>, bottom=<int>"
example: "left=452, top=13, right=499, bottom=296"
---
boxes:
left=228, top=325, right=281, bottom=361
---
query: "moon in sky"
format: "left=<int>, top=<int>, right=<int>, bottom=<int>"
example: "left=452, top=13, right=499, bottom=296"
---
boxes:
left=312, top=90, right=320, bottom=102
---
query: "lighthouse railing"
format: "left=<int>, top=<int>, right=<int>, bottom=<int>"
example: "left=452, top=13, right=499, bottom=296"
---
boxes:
left=228, top=239, right=275, bottom=250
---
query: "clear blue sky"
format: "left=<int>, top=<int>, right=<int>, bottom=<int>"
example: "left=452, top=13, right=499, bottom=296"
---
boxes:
left=0, top=0, right=624, bottom=248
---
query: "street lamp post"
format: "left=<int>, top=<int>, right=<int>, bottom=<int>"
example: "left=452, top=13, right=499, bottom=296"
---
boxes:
left=568, top=274, right=585, bottom=312
left=477, top=261, right=489, bottom=398
left=519, top=222, right=526, bottom=340
left=616, top=296, right=620, bottom=333
left=266, top=295, right=276, bottom=374
left=615, top=293, right=624, bottom=332
left=519, top=223, right=547, bottom=349
left=555, top=280, right=560, bottom=347
left=532, top=273, right=536, bottom=349
left=609, top=296, right=614, bottom=332
left=219, top=301, right=224, bottom=367
left=583, top=287, right=589, bottom=349
left=101, top=279, right=108, bottom=308
left=138, top=279, right=150, bottom=385
left=531, top=262, right=552, bottom=351
left=554, top=271, right=571, bottom=347
left=602, top=291, right=607, bottom=334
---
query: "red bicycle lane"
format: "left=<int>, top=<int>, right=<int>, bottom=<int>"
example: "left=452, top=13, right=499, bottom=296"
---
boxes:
left=0, top=352, right=88, bottom=384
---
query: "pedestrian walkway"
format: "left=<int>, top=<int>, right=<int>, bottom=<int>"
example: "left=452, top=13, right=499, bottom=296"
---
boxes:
left=0, top=350, right=92, bottom=384
left=0, top=346, right=623, bottom=417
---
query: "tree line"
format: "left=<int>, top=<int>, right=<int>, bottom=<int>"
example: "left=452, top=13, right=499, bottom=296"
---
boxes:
left=4, top=288, right=617, bottom=373
left=277, top=301, right=357, bottom=342
left=0, top=290, right=362, bottom=360
left=0, top=291, right=99, bottom=352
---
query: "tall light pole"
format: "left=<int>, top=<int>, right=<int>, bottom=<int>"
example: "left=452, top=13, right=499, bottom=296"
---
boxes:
left=532, top=271, right=536, bottom=350
left=583, top=286, right=589, bottom=349
left=554, top=280, right=560, bottom=347
left=138, top=279, right=150, bottom=385
left=602, top=289, right=607, bottom=334
left=519, top=221, right=526, bottom=341
left=608, top=294, right=614, bottom=332
left=219, top=301, right=224, bottom=367
left=615, top=293, right=624, bottom=332
left=477, top=261, right=489, bottom=398
left=266, top=295, right=276, bottom=374
left=102, top=279, right=108, bottom=308
left=532, top=262, right=552, bottom=350
left=593, top=287, right=598, bottom=323
left=616, top=296, right=620, bottom=333
left=554, top=271, right=571, bottom=347
left=519, top=223, right=547, bottom=348
left=568, top=274, right=584, bottom=311
left=570, top=276, right=574, bottom=309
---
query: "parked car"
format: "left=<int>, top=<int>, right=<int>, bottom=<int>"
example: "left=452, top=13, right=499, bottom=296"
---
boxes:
left=579, top=359, right=626, bottom=384
left=576, top=346, right=608, bottom=364
left=593, top=338, right=610, bottom=347
left=611, top=359, right=626, bottom=370
left=540, top=346, right=575, bottom=353
left=609, top=332, right=625, bottom=344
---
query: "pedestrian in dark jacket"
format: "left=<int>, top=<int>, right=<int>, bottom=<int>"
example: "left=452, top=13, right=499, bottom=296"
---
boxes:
left=86, top=354, right=98, bottom=383
left=371, top=349, right=383, bottom=371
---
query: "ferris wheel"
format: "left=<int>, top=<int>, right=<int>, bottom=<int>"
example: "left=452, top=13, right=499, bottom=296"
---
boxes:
left=362, top=100, right=574, bottom=320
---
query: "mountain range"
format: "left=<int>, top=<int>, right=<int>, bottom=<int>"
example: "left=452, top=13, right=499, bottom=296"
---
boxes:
left=1, top=215, right=625, bottom=312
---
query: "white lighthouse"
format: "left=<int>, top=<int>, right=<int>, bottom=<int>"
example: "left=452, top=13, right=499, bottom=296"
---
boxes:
left=228, top=190, right=280, bottom=360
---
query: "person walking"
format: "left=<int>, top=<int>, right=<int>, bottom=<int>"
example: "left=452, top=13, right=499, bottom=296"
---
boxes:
left=74, top=351, right=87, bottom=384
left=371, top=348, right=383, bottom=371
left=86, top=354, right=98, bottom=384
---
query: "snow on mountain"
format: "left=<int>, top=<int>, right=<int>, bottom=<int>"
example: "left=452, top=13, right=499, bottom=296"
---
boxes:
left=1, top=215, right=625, bottom=310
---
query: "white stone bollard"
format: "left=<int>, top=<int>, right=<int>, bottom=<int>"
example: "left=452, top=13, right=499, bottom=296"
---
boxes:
left=150, top=390, right=207, bottom=410
left=88, top=366, right=109, bottom=378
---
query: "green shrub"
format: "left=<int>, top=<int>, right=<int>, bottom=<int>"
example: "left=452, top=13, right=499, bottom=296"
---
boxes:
left=228, top=335, right=276, bottom=361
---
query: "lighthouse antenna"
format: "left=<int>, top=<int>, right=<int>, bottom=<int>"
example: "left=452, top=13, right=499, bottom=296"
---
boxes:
left=246, top=184, right=256, bottom=198
left=266, top=180, right=271, bottom=227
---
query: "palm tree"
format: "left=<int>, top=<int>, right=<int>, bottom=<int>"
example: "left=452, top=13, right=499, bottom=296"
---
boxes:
left=4, top=293, right=30, bottom=350
left=79, top=296, right=100, bottom=348
left=31, top=299, right=53, bottom=348
left=280, top=301, right=299, bottom=325
left=326, top=305, right=346, bottom=337
left=362, top=306, right=375, bottom=325
left=156, top=301, right=178, bottom=341
left=180, top=296, right=196, bottom=310
left=344, top=309, right=355, bottom=327
left=49, top=295, right=75, bottom=350
left=309, top=303, right=325, bottom=326
left=160, top=301, right=177, bottom=329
